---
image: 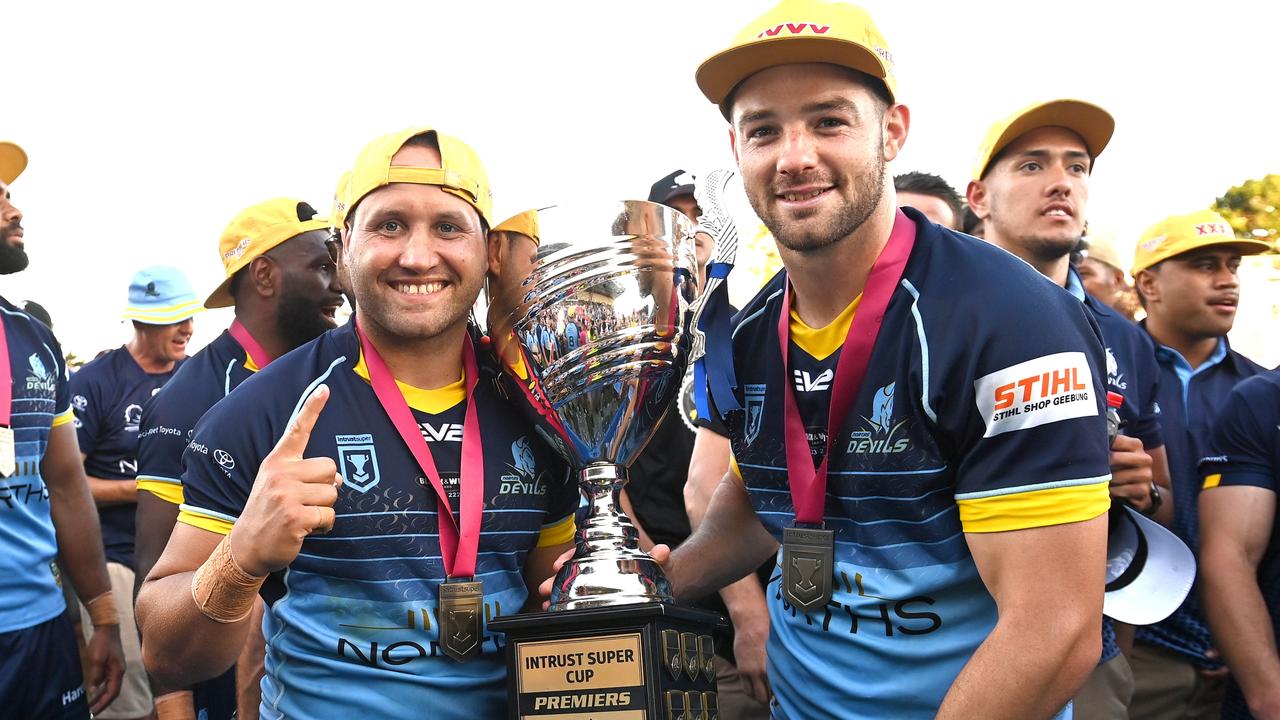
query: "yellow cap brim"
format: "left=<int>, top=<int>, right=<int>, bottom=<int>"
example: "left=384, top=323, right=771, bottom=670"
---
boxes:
left=0, top=142, right=28, bottom=185
left=1133, top=238, right=1274, bottom=275
left=123, top=301, right=204, bottom=325
left=205, top=219, right=331, bottom=309
left=696, top=37, right=891, bottom=119
left=976, top=100, right=1115, bottom=180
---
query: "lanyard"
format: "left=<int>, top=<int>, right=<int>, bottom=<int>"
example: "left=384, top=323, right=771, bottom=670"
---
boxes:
left=228, top=320, right=275, bottom=369
left=355, top=321, right=484, bottom=579
left=779, top=210, right=916, bottom=525
left=0, top=315, right=10, bottom=427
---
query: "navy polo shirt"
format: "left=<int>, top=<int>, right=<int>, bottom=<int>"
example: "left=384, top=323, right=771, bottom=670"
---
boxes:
left=1134, top=329, right=1263, bottom=666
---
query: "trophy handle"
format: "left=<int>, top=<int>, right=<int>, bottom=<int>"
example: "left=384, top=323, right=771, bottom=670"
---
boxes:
left=548, top=463, right=673, bottom=611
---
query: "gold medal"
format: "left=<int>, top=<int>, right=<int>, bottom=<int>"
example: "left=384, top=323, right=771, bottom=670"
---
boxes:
left=0, top=426, right=16, bottom=478
left=439, top=579, right=484, bottom=662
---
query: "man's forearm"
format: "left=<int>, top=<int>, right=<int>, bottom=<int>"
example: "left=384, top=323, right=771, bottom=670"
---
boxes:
left=1203, top=554, right=1280, bottom=715
left=937, top=610, right=1099, bottom=719
left=49, top=474, right=112, bottom=600
left=137, top=571, right=256, bottom=688
left=87, top=476, right=137, bottom=506
left=668, top=474, right=776, bottom=602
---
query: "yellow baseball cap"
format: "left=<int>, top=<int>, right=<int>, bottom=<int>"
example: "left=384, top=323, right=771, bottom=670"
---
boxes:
left=205, top=198, right=331, bottom=308
left=696, top=0, right=896, bottom=119
left=0, top=142, right=28, bottom=185
left=972, top=99, right=1115, bottom=181
left=1132, top=209, right=1273, bottom=275
left=492, top=209, right=540, bottom=247
left=336, top=126, right=493, bottom=229
left=330, top=171, right=350, bottom=230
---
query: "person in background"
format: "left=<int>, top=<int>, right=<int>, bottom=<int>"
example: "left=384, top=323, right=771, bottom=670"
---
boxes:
left=895, top=170, right=962, bottom=229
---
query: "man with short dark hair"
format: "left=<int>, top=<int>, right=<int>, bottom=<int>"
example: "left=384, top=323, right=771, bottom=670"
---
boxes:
left=132, top=198, right=343, bottom=719
left=894, top=170, right=961, bottom=229
left=1128, top=209, right=1271, bottom=720
left=965, top=99, right=1173, bottom=719
left=70, top=265, right=199, bottom=720
left=0, top=139, right=125, bottom=717
left=657, top=2, right=1112, bottom=717
left=138, top=128, right=577, bottom=717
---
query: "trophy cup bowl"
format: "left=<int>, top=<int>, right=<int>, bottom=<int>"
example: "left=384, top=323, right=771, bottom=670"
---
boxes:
left=487, top=200, right=699, bottom=611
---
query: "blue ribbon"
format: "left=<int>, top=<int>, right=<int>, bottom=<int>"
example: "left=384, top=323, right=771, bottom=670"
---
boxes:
left=694, top=261, right=741, bottom=419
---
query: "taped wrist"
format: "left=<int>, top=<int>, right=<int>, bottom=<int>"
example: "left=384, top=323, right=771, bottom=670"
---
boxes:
left=85, top=590, right=119, bottom=627
left=191, top=536, right=266, bottom=623
left=155, top=690, right=196, bottom=720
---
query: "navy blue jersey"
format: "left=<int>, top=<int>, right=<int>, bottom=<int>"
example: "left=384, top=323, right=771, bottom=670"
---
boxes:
left=1135, top=333, right=1263, bottom=666
left=1200, top=369, right=1280, bottom=720
left=712, top=209, right=1111, bottom=719
left=0, top=298, right=73, bottom=634
left=1068, top=270, right=1163, bottom=448
left=178, top=321, right=578, bottom=719
left=135, top=330, right=255, bottom=506
left=68, top=346, right=181, bottom=568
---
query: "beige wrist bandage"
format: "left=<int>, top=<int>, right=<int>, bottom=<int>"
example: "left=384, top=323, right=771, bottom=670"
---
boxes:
left=154, top=690, right=196, bottom=720
left=84, top=590, right=119, bottom=627
left=191, top=536, right=267, bottom=623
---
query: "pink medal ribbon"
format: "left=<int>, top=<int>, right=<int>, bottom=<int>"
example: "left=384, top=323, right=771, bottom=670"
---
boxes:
left=228, top=320, right=275, bottom=369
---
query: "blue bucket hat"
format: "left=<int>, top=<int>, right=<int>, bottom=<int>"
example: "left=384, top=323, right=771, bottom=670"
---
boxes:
left=123, top=266, right=203, bottom=325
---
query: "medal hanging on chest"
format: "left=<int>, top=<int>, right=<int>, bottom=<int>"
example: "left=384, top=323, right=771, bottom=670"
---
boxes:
left=778, top=211, right=916, bottom=613
left=0, top=315, right=16, bottom=478
left=357, top=322, right=486, bottom=662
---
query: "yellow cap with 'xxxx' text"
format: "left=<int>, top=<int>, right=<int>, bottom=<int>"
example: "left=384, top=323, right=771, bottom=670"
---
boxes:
left=695, top=0, right=897, bottom=119
left=335, top=126, right=493, bottom=230
left=1132, top=208, right=1273, bottom=275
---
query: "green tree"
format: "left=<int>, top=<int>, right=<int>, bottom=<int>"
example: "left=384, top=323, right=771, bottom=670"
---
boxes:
left=1213, top=174, right=1280, bottom=249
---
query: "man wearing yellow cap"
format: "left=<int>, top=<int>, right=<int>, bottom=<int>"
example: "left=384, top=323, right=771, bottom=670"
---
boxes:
left=68, top=265, right=200, bottom=720
left=132, top=198, right=343, bottom=719
left=966, top=99, right=1175, bottom=719
left=0, top=141, right=126, bottom=717
left=1127, top=209, right=1270, bottom=720
left=659, top=2, right=1112, bottom=718
left=137, top=128, right=577, bottom=718
left=1078, top=234, right=1140, bottom=320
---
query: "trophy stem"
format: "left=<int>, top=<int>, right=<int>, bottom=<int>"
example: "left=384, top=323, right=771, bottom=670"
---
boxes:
left=548, top=463, right=673, bottom=611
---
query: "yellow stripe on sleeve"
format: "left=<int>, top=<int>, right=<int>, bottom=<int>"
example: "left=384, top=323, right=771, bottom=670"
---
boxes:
left=958, top=479, right=1110, bottom=533
left=136, top=478, right=184, bottom=505
left=1202, top=473, right=1222, bottom=490
left=178, top=509, right=234, bottom=536
left=537, top=513, right=576, bottom=547
left=51, top=408, right=74, bottom=427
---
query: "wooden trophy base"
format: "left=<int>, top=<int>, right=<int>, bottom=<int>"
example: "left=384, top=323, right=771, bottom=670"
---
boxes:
left=490, top=603, right=728, bottom=720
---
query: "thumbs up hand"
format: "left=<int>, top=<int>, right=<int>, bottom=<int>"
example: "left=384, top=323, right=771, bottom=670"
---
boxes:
left=228, top=385, right=342, bottom=577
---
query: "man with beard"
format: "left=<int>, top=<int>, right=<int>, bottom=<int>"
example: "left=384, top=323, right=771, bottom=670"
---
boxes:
left=69, top=266, right=200, bottom=720
left=651, top=2, right=1112, bottom=717
left=965, top=100, right=1173, bottom=719
left=0, top=140, right=125, bottom=716
left=132, top=198, right=342, bottom=719
left=1127, top=210, right=1270, bottom=720
left=137, top=127, right=577, bottom=717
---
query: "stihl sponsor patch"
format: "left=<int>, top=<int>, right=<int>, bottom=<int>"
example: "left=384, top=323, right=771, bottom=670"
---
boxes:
left=974, top=351, right=1096, bottom=437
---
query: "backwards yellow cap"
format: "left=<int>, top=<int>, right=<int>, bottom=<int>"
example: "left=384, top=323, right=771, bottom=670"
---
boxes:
left=1132, top=209, right=1273, bottom=275
left=337, top=126, right=493, bottom=229
left=0, top=142, right=28, bottom=185
left=972, top=99, right=1114, bottom=181
left=206, top=198, right=331, bottom=309
left=493, top=209, right=540, bottom=247
left=330, top=171, right=350, bottom=230
left=696, top=0, right=896, bottom=119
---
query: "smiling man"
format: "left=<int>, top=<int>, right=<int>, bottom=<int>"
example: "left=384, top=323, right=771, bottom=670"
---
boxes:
left=1127, top=209, right=1270, bottom=720
left=69, top=265, right=200, bottom=720
left=131, top=198, right=342, bottom=719
left=657, top=2, right=1113, bottom=718
left=136, top=127, right=576, bottom=718
left=966, top=99, right=1174, bottom=719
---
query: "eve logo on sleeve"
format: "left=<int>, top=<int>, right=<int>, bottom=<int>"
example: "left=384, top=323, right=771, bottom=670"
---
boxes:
left=974, top=351, right=1096, bottom=437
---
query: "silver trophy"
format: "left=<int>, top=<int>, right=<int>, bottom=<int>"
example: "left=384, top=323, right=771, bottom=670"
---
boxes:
left=487, top=201, right=699, bottom=611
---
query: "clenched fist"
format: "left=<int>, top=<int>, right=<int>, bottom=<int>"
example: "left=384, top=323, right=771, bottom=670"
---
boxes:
left=228, top=385, right=342, bottom=577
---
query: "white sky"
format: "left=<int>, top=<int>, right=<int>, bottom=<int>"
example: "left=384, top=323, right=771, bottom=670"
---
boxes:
left=7, top=0, right=1279, bottom=362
